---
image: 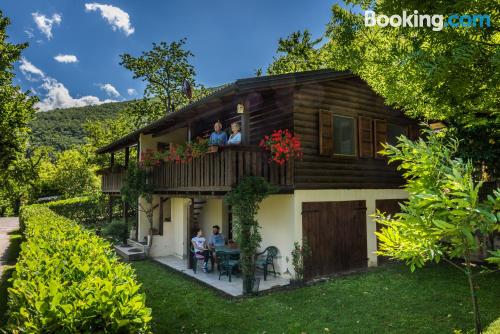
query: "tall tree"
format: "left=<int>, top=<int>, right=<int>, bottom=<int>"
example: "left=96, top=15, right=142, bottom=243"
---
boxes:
left=374, top=129, right=499, bottom=334
left=266, top=30, right=325, bottom=75
left=120, top=39, right=196, bottom=120
left=325, top=1, right=499, bottom=172
left=0, top=11, right=37, bottom=175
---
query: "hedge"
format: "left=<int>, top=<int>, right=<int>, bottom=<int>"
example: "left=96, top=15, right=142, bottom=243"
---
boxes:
left=6, top=205, right=151, bottom=333
left=43, top=195, right=106, bottom=226
left=486, top=317, right=500, bottom=334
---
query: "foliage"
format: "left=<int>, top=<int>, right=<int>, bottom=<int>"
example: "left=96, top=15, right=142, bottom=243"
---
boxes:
left=133, top=260, right=500, bottom=333
left=190, top=136, right=209, bottom=158
left=259, top=129, right=303, bottom=165
left=266, top=30, right=326, bottom=75
left=49, top=149, right=101, bottom=198
left=103, top=219, right=130, bottom=244
left=121, top=163, right=155, bottom=247
left=291, top=239, right=311, bottom=281
left=0, top=11, right=38, bottom=174
left=30, top=101, right=130, bottom=152
left=7, top=205, right=151, bottom=332
left=325, top=1, right=500, bottom=171
left=374, top=128, right=499, bottom=333
left=43, top=195, right=106, bottom=227
left=140, top=149, right=162, bottom=167
left=485, top=317, right=500, bottom=334
left=224, top=177, right=277, bottom=294
left=120, top=39, right=196, bottom=115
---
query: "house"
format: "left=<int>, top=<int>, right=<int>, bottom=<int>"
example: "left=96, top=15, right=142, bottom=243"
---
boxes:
left=97, top=69, right=417, bottom=281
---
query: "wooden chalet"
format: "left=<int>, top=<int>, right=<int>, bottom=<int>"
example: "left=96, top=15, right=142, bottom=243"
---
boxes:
left=97, top=69, right=417, bottom=280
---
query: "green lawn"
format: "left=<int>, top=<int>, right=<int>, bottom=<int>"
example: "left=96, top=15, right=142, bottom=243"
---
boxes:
left=133, top=260, right=500, bottom=334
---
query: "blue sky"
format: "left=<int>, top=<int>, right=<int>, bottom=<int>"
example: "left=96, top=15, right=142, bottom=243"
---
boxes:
left=3, top=0, right=340, bottom=111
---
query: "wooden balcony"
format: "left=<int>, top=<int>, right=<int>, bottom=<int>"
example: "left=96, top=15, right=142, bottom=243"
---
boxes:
left=100, top=146, right=294, bottom=195
left=100, top=167, right=125, bottom=193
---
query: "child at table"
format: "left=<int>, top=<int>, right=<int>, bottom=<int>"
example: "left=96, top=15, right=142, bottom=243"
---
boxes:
left=191, top=229, right=210, bottom=272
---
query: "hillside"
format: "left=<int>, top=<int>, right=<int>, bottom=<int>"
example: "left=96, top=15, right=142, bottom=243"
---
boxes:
left=29, top=101, right=130, bottom=151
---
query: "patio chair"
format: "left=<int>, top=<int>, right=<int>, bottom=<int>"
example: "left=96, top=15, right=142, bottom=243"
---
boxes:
left=191, top=247, right=213, bottom=274
left=217, top=251, right=239, bottom=282
left=255, top=246, right=278, bottom=281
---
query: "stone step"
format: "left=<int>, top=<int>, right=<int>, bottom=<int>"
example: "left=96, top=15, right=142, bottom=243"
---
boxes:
left=114, top=244, right=146, bottom=261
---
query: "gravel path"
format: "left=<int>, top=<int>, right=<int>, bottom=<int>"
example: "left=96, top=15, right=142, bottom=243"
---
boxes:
left=0, top=217, right=20, bottom=277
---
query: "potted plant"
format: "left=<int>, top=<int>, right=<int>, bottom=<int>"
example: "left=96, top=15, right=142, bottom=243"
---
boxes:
left=259, top=129, right=303, bottom=165
left=290, top=238, right=311, bottom=286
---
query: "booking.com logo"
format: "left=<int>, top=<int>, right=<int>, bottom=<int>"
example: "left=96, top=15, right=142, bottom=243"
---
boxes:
left=365, top=10, right=491, bottom=31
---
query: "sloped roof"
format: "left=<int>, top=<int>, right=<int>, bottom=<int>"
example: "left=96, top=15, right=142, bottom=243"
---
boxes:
left=96, top=69, right=352, bottom=154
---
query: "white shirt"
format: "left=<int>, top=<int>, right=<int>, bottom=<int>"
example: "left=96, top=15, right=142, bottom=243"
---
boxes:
left=192, top=236, right=206, bottom=250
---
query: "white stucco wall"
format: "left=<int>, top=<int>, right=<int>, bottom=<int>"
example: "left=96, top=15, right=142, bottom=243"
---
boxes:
left=197, top=198, right=228, bottom=240
left=256, top=194, right=295, bottom=276
left=293, top=189, right=408, bottom=267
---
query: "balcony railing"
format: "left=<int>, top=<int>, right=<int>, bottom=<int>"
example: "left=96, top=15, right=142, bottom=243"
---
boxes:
left=100, top=146, right=293, bottom=194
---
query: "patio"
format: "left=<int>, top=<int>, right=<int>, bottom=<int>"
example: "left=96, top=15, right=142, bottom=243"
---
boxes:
left=153, top=256, right=290, bottom=297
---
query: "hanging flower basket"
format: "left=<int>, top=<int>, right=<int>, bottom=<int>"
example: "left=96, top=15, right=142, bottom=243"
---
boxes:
left=259, top=129, right=303, bottom=165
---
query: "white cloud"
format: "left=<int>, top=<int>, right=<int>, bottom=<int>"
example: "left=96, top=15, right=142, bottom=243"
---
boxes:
left=19, top=57, right=45, bottom=80
left=99, top=83, right=120, bottom=97
left=127, top=88, right=137, bottom=96
left=37, top=78, right=116, bottom=111
left=54, top=54, right=78, bottom=63
left=84, top=3, right=134, bottom=36
left=32, top=12, right=62, bottom=40
left=18, top=58, right=117, bottom=111
left=24, top=28, right=34, bottom=39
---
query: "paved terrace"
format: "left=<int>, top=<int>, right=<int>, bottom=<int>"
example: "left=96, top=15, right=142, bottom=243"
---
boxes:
left=154, top=256, right=290, bottom=297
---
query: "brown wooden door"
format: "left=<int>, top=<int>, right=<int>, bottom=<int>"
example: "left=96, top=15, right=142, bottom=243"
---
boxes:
left=375, top=199, right=406, bottom=264
left=302, top=200, right=367, bottom=280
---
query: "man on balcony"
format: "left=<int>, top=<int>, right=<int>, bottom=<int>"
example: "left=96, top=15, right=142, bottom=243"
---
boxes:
left=208, top=121, right=227, bottom=146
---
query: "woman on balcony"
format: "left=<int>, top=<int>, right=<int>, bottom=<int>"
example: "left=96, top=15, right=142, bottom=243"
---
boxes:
left=227, top=122, right=242, bottom=145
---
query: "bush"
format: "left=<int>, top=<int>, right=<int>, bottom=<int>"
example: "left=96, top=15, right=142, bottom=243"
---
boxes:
left=485, top=317, right=500, bottom=334
left=103, top=219, right=130, bottom=244
left=43, top=195, right=106, bottom=226
left=7, top=205, right=151, bottom=333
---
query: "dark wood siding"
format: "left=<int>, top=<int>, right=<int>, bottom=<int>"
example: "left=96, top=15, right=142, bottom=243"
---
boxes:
left=292, top=77, right=414, bottom=189
left=302, top=200, right=367, bottom=280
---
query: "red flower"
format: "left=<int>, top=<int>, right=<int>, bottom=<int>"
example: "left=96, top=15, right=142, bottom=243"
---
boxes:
left=259, top=129, right=303, bottom=165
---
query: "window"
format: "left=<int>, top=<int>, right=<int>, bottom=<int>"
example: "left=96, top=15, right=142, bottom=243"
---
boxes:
left=387, top=123, right=408, bottom=146
left=333, top=115, right=356, bottom=156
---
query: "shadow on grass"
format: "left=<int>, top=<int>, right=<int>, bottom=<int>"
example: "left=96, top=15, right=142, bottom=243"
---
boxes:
left=0, top=229, right=22, bottom=326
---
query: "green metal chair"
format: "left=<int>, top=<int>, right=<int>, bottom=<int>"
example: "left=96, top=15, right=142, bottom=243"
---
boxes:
left=217, top=251, right=239, bottom=282
left=255, top=246, right=278, bottom=280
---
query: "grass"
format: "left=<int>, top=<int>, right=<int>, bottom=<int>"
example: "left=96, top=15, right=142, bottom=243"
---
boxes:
left=0, top=229, right=22, bottom=325
left=133, top=260, right=500, bottom=334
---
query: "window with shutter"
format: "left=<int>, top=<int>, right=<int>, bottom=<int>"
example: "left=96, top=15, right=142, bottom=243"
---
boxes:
left=333, top=115, right=356, bottom=156
left=319, top=110, right=334, bottom=156
left=374, top=119, right=387, bottom=158
left=358, top=116, right=373, bottom=158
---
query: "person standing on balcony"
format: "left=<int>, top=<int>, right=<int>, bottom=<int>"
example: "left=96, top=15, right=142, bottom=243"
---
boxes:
left=208, top=121, right=227, bottom=146
left=227, top=122, right=242, bottom=145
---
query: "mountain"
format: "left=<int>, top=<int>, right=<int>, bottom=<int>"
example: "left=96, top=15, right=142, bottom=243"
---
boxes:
left=29, top=101, right=130, bottom=151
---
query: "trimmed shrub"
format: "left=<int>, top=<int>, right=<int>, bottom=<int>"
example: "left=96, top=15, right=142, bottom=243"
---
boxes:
left=103, top=219, right=130, bottom=244
left=486, top=317, right=500, bottom=334
left=43, top=195, right=106, bottom=226
left=7, top=205, right=151, bottom=333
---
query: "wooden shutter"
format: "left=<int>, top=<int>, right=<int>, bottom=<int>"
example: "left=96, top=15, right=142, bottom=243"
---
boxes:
left=358, top=116, right=373, bottom=158
left=374, top=119, right=387, bottom=158
left=319, top=110, right=334, bottom=156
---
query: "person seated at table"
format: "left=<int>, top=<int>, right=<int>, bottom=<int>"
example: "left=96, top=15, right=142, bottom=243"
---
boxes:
left=227, top=122, right=242, bottom=145
left=208, top=121, right=227, bottom=146
left=208, top=225, right=225, bottom=262
left=191, top=229, right=210, bottom=272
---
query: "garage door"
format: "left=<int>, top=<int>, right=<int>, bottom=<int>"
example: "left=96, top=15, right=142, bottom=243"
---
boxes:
left=302, top=200, right=367, bottom=280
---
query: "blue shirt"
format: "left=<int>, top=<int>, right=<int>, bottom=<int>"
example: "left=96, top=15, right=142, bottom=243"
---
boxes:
left=227, top=132, right=241, bottom=145
left=209, top=131, right=227, bottom=145
left=208, top=233, right=225, bottom=247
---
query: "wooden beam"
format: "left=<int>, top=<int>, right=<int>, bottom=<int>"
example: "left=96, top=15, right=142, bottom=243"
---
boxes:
left=124, top=146, right=130, bottom=168
left=110, top=152, right=115, bottom=167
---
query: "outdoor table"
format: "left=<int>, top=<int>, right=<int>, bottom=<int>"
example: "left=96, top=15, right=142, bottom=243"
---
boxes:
left=215, top=246, right=241, bottom=256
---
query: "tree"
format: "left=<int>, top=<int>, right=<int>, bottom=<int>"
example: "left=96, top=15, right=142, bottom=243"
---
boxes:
left=374, top=128, right=499, bottom=334
left=120, top=39, right=196, bottom=118
left=224, top=177, right=276, bottom=294
left=266, top=30, right=325, bottom=75
left=325, top=1, right=499, bottom=172
left=120, top=163, right=155, bottom=250
left=50, top=148, right=100, bottom=198
left=0, top=11, right=37, bottom=176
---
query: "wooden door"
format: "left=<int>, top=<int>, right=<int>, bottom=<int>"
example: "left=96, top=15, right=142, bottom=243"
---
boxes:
left=375, top=199, right=406, bottom=264
left=302, top=200, right=367, bottom=280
